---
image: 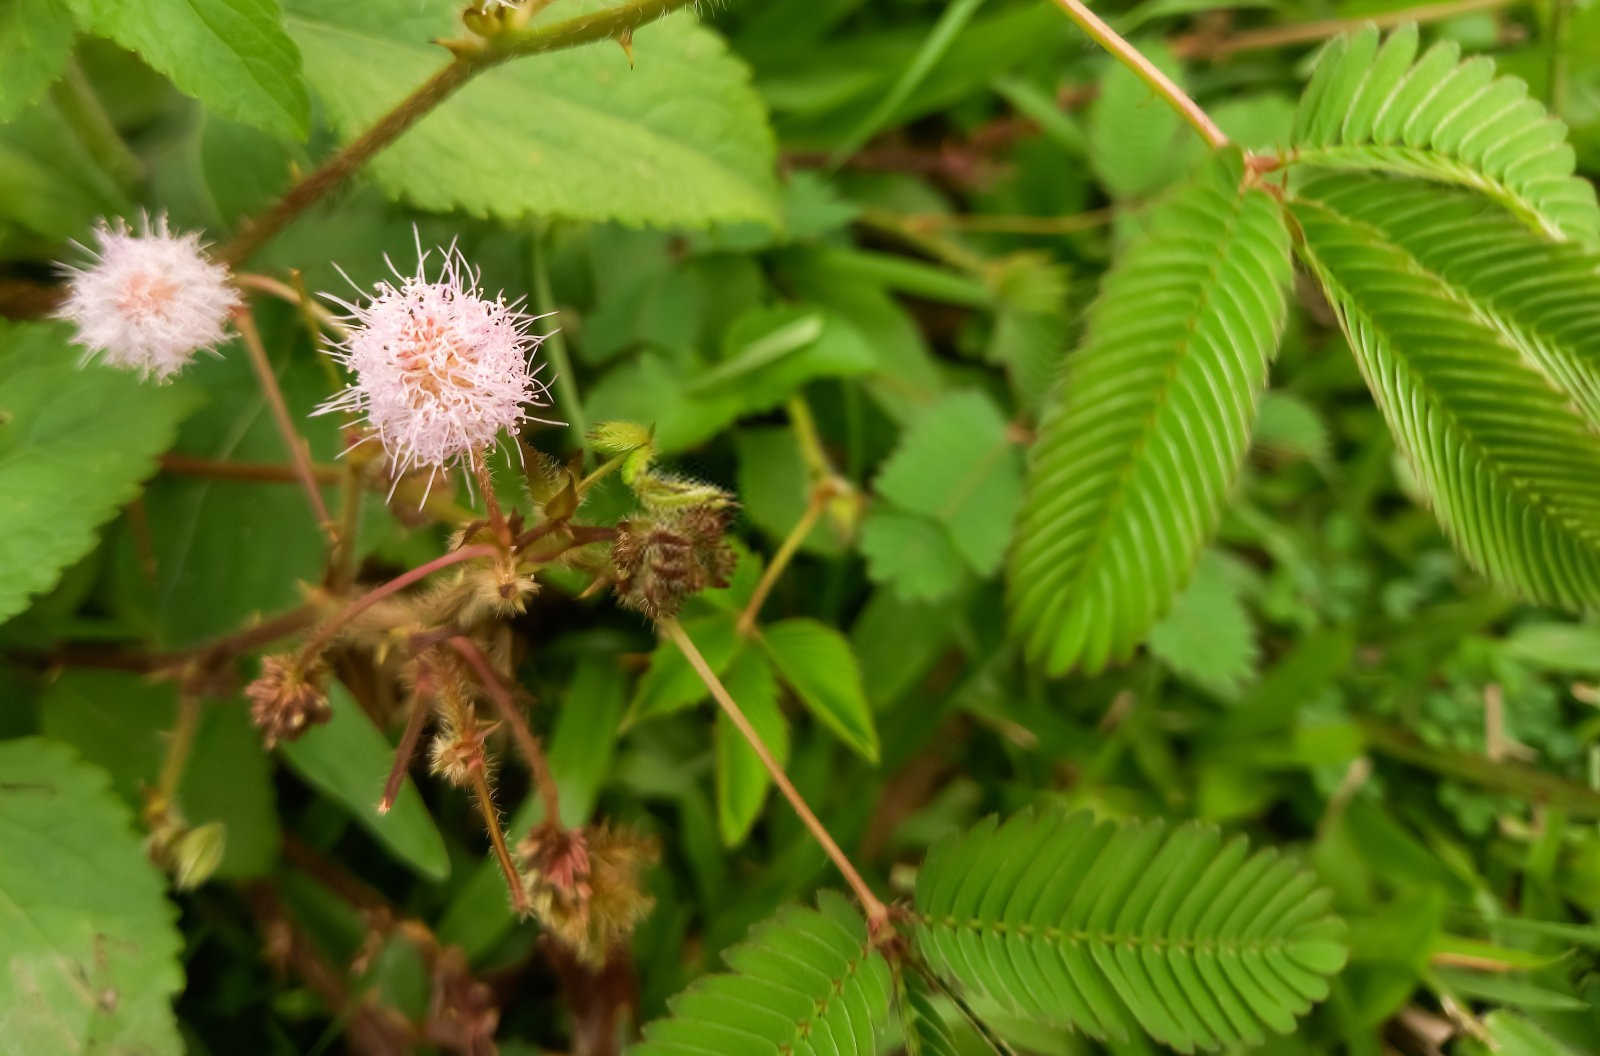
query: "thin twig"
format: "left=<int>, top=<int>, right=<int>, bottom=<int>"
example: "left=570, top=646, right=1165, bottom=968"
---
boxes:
left=469, top=761, right=530, bottom=917
left=663, top=617, right=891, bottom=933
left=218, top=0, right=703, bottom=266
left=447, top=636, right=563, bottom=828
left=1048, top=0, right=1228, bottom=150
left=155, top=690, right=203, bottom=804
left=737, top=492, right=826, bottom=637
left=233, top=307, right=336, bottom=542
left=235, top=272, right=347, bottom=336
left=380, top=678, right=433, bottom=815
left=1172, top=0, right=1516, bottom=60
left=472, top=459, right=513, bottom=548
left=295, top=544, right=499, bottom=667
left=160, top=453, right=341, bottom=485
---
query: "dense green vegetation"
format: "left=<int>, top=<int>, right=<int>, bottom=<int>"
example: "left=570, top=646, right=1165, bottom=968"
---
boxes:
left=4, top=1, right=1600, bottom=1053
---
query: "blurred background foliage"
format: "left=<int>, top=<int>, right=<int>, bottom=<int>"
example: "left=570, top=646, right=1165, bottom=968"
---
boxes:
left=5, top=0, right=1600, bottom=1053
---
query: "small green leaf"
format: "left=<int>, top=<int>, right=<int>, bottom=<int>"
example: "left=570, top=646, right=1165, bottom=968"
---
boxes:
left=1147, top=550, right=1259, bottom=701
left=60, top=0, right=310, bottom=140
left=0, top=738, right=184, bottom=1054
left=1254, top=390, right=1330, bottom=467
left=37, top=670, right=280, bottom=878
left=736, top=427, right=846, bottom=557
left=279, top=680, right=449, bottom=882
left=0, top=321, right=196, bottom=624
left=1502, top=622, right=1600, bottom=675
left=1089, top=39, right=1193, bottom=198
left=628, top=612, right=743, bottom=725
left=874, top=389, right=1023, bottom=576
left=858, top=507, right=966, bottom=603
left=0, top=0, right=75, bottom=123
left=691, top=304, right=878, bottom=414
left=285, top=0, right=779, bottom=228
left=714, top=647, right=787, bottom=846
left=761, top=618, right=878, bottom=762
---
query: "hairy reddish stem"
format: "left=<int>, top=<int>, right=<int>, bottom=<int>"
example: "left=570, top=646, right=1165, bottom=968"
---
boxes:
left=447, top=636, right=563, bottom=829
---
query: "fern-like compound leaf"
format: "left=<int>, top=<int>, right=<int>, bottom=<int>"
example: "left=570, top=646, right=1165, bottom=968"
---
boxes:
left=912, top=809, right=1347, bottom=1054
left=1289, top=24, right=1600, bottom=243
left=629, top=891, right=893, bottom=1055
left=1291, top=172, right=1600, bottom=608
left=1008, top=148, right=1292, bottom=674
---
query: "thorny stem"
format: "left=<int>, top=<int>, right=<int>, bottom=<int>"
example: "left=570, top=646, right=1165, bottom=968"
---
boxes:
left=233, top=307, right=337, bottom=542
left=1047, top=0, right=1228, bottom=150
left=218, top=0, right=705, bottom=266
left=295, top=543, right=500, bottom=668
left=469, top=760, right=531, bottom=916
left=662, top=617, right=891, bottom=934
left=380, top=677, right=434, bottom=814
left=737, top=491, right=827, bottom=637
left=447, top=636, right=563, bottom=828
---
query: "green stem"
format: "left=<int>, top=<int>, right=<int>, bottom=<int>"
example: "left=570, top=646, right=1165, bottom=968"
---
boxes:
left=220, top=0, right=704, bottom=265
left=52, top=59, right=143, bottom=192
left=531, top=229, right=588, bottom=457
left=1047, top=0, right=1228, bottom=150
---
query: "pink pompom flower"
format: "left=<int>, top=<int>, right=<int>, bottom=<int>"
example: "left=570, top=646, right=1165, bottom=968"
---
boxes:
left=316, top=236, right=554, bottom=500
left=57, top=214, right=241, bottom=382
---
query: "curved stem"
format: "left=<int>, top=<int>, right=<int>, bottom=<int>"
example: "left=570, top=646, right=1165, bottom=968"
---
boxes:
left=1047, top=0, right=1227, bottom=151
left=447, top=636, right=563, bottom=829
left=295, top=543, right=499, bottom=667
left=155, top=690, right=203, bottom=804
left=737, top=493, right=825, bottom=637
left=663, top=617, right=891, bottom=933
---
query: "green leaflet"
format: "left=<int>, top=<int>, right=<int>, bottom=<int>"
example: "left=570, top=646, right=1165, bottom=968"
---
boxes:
left=1288, top=24, right=1600, bottom=244
left=630, top=892, right=894, bottom=1056
left=59, top=0, right=310, bottom=141
left=913, top=807, right=1347, bottom=1053
left=761, top=617, right=878, bottom=763
left=0, top=321, right=196, bottom=624
left=1290, top=176, right=1600, bottom=608
left=0, top=738, right=185, bottom=1055
left=0, top=0, right=75, bottom=124
left=285, top=0, right=780, bottom=229
left=1008, top=148, right=1292, bottom=674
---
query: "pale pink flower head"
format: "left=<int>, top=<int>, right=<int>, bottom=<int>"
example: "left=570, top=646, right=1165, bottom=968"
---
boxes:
left=57, top=214, right=240, bottom=381
left=317, top=238, right=552, bottom=491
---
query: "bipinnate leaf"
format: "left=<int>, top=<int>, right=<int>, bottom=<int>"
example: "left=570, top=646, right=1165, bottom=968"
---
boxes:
left=285, top=0, right=780, bottom=229
left=0, top=321, right=196, bottom=624
left=60, top=0, right=310, bottom=141
left=630, top=892, right=894, bottom=1055
left=913, top=807, right=1347, bottom=1053
left=1008, top=149, right=1292, bottom=674
left=1291, top=172, right=1600, bottom=608
left=0, top=738, right=185, bottom=1055
left=761, top=618, right=879, bottom=762
left=1289, top=24, right=1600, bottom=243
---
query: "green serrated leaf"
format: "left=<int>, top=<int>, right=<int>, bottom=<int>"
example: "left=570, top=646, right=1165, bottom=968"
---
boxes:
left=278, top=680, right=449, bottom=881
left=760, top=618, right=878, bottom=762
left=875, top=389, right=1023, bottom=576
left=0, top=0, right=76, bottom=124
left=714, top=647, right=787, bottom=846
left=0, top=737, right=184, bottom=1055
left=1009, top=149, right=1293, bottom=674
left=285, top=0, right=779, bottom=228
left=60, top=0, right=310, bottom=140
left=858, top=507, right=966, bottom=603
left=37, top=670, right=280, bottom=879
left=1147, top=550, right=1259, bottom=702
left=0, top=321, right=196, bottom=625
left=1089, top=39, right=1193, bottom=199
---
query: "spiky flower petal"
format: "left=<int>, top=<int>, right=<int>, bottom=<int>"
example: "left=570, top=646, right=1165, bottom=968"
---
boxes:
left=317, top=240, right=552, bottom=492
left=57, top=214, right=240, bottom=381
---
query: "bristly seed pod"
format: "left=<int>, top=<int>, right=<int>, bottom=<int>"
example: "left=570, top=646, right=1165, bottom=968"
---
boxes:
left=518, top=823, right=659, bottom=967
left=611, top=505, right=736, bottom=620
left=245, top=655, right=331, bottom=748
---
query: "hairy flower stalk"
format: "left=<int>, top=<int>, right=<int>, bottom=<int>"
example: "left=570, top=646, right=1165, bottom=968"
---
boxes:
left=57, top=214, right=240, bottom=380
left=316, top=237, right=555, bottom=504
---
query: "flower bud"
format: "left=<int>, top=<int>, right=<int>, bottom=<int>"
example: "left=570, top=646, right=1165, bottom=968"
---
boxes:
left=518, top=823, right=658, bottom=966
left=245, top=655, right=331, bottom=748
left=612, top=505, right=736, bottom=620
left=171, top=821, right=227, bottom=890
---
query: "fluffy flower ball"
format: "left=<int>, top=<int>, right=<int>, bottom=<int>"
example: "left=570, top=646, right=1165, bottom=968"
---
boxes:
left=318, top=241, right=551, bottom=484
left=57, top=214, right=240, bottom=381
